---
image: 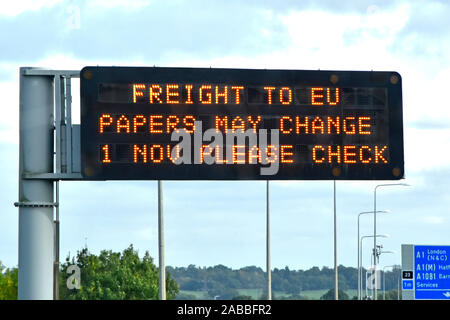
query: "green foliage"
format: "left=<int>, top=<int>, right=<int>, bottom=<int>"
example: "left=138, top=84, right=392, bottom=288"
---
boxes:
left=0, top=256, right=403, bottom=301
left=59, top=245, right=179, bottom=300
left=169, top=264, right=360, bottom=295
left=169, top=265, right=403, bottom=299
left=378, top=289, right=400, bottom=300
left=320, top=288, right=349, bottom=300
left=207, top=282, right=239, bottom=300
left=0, top=261, right=18, bottom=300
left=386, top=289, right=401, bottom=300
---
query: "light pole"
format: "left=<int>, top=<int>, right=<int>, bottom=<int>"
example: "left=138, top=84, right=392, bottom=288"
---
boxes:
left=334, top=180, right=337, bottom=300
left=371, top=245, right=384, bottom=266
left=371, top=247, right=396, bottom=298
left=266, top=180, right=271, bottom=300
left=372, top=248, right=396, bottom=265
left=360, top=234, right=389, bottom=299
left=357, top=210, right=389, bottom=300
left=158, top=180, right=166, bottom=300
left=373, top=183, right=409, bottom=300
left=396, top=265, right=401, bottom=300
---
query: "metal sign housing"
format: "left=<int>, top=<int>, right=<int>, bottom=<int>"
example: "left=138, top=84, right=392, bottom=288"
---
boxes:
left=80, top=66, right=404, bottom=180
left=402, top=244, right=450, bottom=300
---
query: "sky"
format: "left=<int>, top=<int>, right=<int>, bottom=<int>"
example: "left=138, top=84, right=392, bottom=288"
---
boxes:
left=1, top=0, right=450, bottom=273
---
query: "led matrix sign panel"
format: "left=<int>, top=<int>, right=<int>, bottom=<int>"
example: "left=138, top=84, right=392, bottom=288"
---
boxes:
left=80, top=66, right=404, bottom=180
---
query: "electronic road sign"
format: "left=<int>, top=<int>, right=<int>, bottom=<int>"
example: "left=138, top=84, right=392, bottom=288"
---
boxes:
left=81, top=66, right=404, bottom=180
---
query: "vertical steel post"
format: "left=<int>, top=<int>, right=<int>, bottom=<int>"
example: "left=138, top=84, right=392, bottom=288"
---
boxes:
left=158, top=180, right=166, bottom=300
left=53, top=181, right=60, bottom=300
left=360, top=237, right=365, bottom=299
left=373, top=187, right=377, bottom=300
left=266, top=181, right=271, bottom=300
left=373, top=183, right=409, bottom=300
left=357, top=215, right=360, bottom=300
left=18, top=67, right=55, bottom=299
left=334, top=180, right=338, bottom=300
left=365, top=270, right=368, bottom=298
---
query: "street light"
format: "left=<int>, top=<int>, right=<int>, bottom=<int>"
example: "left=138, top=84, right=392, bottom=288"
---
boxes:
left=357, top=210, right=389, bottom=300
left=371, top=248, right=396, bottom=299
left=373, top=249, right=395, bottom=299
left=360, top=234, right=389, bottom=299
left=373, top=183, right=409, bottom=300
left=394, top=264, right=402, bottom=300
left=373, top=250, right=396, bottom=265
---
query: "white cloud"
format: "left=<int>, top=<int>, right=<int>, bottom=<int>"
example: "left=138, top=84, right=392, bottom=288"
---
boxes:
left=422, top=216, right=444, bottom=225
left=0, top=0, right=62, bottom=17
left=0, top=0, right=153, bottom=17
left=278, top=4, right=410, bottom=69
left=0, top=81, right=19, bottom=144
left=404, top=127, right=450, bottom=172
left=87, top=0, right=152, bottom=10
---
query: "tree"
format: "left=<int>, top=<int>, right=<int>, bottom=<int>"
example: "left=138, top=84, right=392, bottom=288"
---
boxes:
left=320, top=289, right=349, bottom=300
left=0, top=262, right=18, bottom=300
left=59, top=245, right=179, bottom=300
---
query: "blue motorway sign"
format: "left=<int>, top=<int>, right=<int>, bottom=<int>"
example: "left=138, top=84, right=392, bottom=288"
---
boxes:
left=414, top=245, right=450, bottom=300
left=402, top=280, right=413, bottom=290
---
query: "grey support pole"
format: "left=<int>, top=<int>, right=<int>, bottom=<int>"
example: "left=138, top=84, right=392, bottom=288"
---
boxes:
left=334, top=180, right=338, bottom=300
left=53, top=181, right=60, bottom=300
left=373, top=187, right=377, bottom=300
left=18, top=67, right=55, bottom=299
left=158, top=180, right=166, bottom=300
left=266, top=181, right=271, bottom=300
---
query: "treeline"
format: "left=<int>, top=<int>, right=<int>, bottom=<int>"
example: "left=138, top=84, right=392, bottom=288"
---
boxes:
left=1, top=246, right=179, bottom=300
left=167, top=264, right=402, bottom=299
left=2, top=247, right=402, bottom=300
left=0, top=263, right=17, bottom=300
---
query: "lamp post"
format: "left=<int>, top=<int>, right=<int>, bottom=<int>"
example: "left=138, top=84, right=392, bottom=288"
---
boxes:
left=373, top=183, right=409, bottom=300
left=266, top=180, right=271, bottom=300
left=395, top=264, right=401, bottom=300
left=334, top=180, right=337, bottom=300
left=371, top=248, right=395, bottom=298
left=360, top=234, right=389, bottom=299
left=357, top=210, right=389, bottom=300
left=370, top=245, right=383, bottom=266
left=158, top=180, right=166, bottom=300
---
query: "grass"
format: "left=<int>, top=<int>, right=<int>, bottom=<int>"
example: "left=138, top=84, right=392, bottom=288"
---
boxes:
left=236, top=288, right=263, bottom=298
left=301, top=289, right=329, bottom=299
left=178, top=288, right=358, bottom=300
left=178, top=290, right=209, bottom=299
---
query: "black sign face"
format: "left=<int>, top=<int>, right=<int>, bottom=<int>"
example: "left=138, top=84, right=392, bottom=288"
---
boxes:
left=402, top=271, right=413, bottom=279
left=80, top=66, right=404, bottom=180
